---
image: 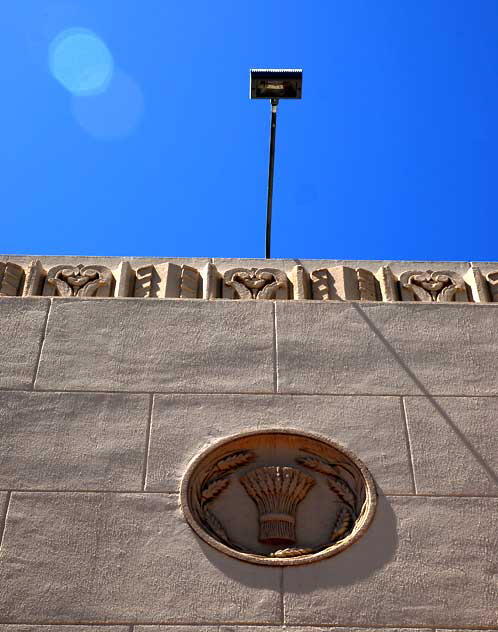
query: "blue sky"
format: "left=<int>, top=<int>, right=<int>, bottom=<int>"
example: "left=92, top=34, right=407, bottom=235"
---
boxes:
left=2, top=1, right=498, bottom=260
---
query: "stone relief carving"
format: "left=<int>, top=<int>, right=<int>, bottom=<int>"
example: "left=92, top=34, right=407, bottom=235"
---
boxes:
left=399, top=270, right=467, bottom=302
left=289, top=264, right=311, bottom=299
left=223, top=268, right=288, bottom=300
left=2, top=258, right=497, bottom=302
left=181, top=429, right=376, bottom=566
left=486, top=271, right=498, bottom=302
left=0, top=262, right=24, bottom=296
left=22, top=260, right=45, bottom=296
left=376, top=265, right=399, bottom=302
left=311, top=266, right=379, bottom=301
left=465, top=265, right=490, bottom=303
left=180, top=265, right=201, bottom=299
left=356, top=268, right=379, bottom=301
left=240, top=466, right=315, bottom=545
left=134, top=263, right=201, bottom=298
left=45, top=264, right=113, bottom=297
left=135, top=264, right=163, bottom=298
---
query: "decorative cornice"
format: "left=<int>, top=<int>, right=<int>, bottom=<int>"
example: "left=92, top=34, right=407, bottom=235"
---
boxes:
left=0, top=256, right=497, bottom=302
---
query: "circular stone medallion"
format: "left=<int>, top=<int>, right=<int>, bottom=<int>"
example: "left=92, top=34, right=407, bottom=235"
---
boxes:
left=180, top=429, right=377, bottom=566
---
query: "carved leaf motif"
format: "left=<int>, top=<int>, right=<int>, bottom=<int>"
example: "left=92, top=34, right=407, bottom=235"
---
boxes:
left=77, top=277, right=107, bottom=297
left=48, top=276, right=74, bottom=298
left=210, top=451, right=255, bottom=475
left=197, top=450, right=256, bottom=549
left=228, top=278, right=253, bottom=300
left=297, top=453, right=358, bottom=485
left=327, top=476, right=356, bottom=514
left=438, top=284, right=457, bottom=302
left=201, top=478, right=230, bottom=503
left=204, top=508, right=230, bottom=543
left=330, top=507, right=354, bottom=543
left=295, top=456, right=337, bottom=476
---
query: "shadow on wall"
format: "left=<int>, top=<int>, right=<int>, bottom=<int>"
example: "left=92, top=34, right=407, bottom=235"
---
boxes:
left=290, top=259, right=498, bottom=490
left=200, top=491, right=397, bottom=592
left=352, top=303, right=498, bottom=488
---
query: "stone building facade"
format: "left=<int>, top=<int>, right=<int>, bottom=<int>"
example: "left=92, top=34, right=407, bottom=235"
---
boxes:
left=0, top=255, right=497, bottom=631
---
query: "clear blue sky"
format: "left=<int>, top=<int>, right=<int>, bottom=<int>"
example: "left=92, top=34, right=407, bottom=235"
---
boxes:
left=2, top=1, right=498, bottom=260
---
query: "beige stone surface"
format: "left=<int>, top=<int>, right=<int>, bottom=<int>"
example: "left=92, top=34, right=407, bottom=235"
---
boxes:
left=0, top=391, right=150, bottom=490
left=136, top=628, right=218, bottom=632
left=0, top=492, right=280, bottom=624
left=0, top=298, right=49, bottom=389
left=146, top=394, right=412, bottom=494
left=35, top=299, right=274, bottom=393
left=276, top=301, right=498, bottom=395
left=220, top=628, right=432, bottom=632
left=404, top=396, right=498, bottom=495
left=283, top=495, right=498, bottom=627
left=0, top=627, right=129, bottom=632
left=0, top=492, right=8, bottom=542
left=2, top=255, right=210, bottom=273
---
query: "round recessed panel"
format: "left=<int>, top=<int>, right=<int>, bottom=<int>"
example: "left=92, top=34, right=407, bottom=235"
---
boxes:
left=180, top=429, right=377, bottom=566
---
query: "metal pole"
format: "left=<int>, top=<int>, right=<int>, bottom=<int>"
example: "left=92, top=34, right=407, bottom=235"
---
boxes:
left=265, top=97, right=279, bottom=259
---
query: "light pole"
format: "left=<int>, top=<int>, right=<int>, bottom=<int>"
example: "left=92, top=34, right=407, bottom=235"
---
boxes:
left=250, top=69, right=303, bottom=259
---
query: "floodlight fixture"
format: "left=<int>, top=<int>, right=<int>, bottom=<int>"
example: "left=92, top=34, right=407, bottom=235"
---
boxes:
left=250, top=69, right=303, bottom=258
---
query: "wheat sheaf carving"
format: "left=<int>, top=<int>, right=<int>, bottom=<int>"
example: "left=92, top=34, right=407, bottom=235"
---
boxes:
left=240, top=466, right=315, bottom=545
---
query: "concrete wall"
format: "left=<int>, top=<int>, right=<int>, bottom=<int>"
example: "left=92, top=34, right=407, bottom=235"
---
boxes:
left=0, top=295, right=497, bottom=630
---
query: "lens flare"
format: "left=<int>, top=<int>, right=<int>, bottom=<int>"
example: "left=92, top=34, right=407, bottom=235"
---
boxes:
left=49, top=27, right=114, bottom=96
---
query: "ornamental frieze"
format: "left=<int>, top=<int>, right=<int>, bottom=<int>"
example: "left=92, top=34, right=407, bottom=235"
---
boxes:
left=0, top=257, right=497, bottom=302
left=180, top=429, right=377, bottom=565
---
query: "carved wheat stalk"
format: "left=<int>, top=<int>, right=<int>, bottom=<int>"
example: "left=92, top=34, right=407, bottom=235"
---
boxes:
left=330, top=507, right=354, bottom=543
left=201, top=478, right=230, bottom=504
left=327, top=476, right=356, bottom=514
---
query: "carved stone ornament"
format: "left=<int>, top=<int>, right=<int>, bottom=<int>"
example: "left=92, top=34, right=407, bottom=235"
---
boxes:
left=180, top=429, right=377, bottom=566
left=400, top=269, right=466, bottom=302
left=224, top=268, right=287, bottom=299
left=46, top=264, right=113, bottom=297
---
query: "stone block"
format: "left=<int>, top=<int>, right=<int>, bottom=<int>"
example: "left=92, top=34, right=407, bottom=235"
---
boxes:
left=0, top=391, right=150, bottom=490
left=404, top=396, right=498, bottom=495
left=0, top=627, right=129, bottom=632
left=136, top=628, right=218, bottom=632
left=0, top=298, right=49, bottom=390
left=283, top=495, right=498, bottom=627
left=221, top=628, right=432, bottom=632
left=276, top=301, right=498, bottom=395
left=146, top=394, right=412, bottom=494
left=0, top=492, right=280, bottom=624
left=35, top=299, right=274, bottom=393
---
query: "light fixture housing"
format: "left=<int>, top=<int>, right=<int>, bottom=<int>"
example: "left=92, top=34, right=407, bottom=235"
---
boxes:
left=250, top=68, right=302, bottom=100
